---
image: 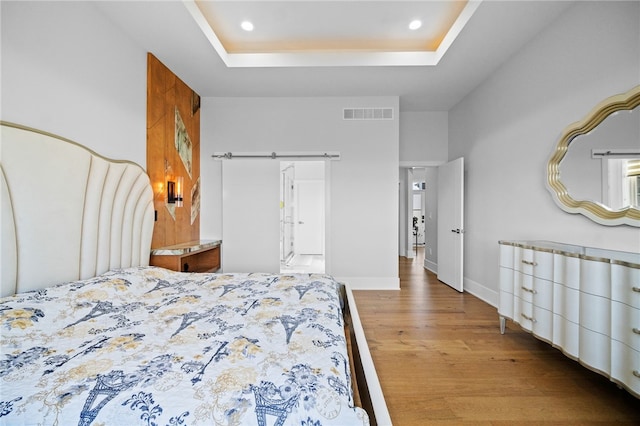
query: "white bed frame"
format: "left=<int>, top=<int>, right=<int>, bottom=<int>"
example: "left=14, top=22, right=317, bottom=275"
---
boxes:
left=0, top=121, right=392, bottom=425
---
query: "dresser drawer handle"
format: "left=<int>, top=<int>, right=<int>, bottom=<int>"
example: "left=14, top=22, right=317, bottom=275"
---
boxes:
left=521, top=313, right=536, bottom=323
left=634, top=370, right=640, bottom=379
left=633, top=286, right=640, bottom=293
left=633, top=328, right=640, bottom=335
left=521, top=260, right=538, bottom=266
left=521, top=286, right=537, bottom=294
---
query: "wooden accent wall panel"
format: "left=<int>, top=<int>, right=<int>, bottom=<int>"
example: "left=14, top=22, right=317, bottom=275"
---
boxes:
left=147, top=53, right=200, bottom=249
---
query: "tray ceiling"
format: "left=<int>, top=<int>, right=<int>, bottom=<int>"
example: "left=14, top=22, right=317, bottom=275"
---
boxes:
left=188, top=0, right=480, bottom=66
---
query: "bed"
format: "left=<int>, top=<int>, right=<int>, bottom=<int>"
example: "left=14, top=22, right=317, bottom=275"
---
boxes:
left=0, top=122, right=390, bottom=425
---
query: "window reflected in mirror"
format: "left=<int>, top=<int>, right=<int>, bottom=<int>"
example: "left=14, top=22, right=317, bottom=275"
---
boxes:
left=605, top=158, right=640, bottom=209
left=547, top=85, right=640, bottom=226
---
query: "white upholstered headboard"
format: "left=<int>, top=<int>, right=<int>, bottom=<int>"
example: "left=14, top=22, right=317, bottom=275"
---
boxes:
left=0, top=122, right=154, bottom=297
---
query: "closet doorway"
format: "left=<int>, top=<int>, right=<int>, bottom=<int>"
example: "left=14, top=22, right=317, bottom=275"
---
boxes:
left=221, top=159, right=328, bottom=274
left=280, top=161, right=325, bottom=273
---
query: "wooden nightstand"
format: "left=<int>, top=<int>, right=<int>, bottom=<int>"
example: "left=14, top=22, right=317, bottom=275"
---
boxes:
left=150, top=240, right=221, bottom=273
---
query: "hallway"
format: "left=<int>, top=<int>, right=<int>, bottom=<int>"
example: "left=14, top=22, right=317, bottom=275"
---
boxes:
left=353, top=249, right=640, bottom=425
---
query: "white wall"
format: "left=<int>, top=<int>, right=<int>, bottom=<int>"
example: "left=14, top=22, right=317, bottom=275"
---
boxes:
left=400, top=111, right=448, bottom=166
left=398, top=111, right=448, bottom=262
left=398, top=168, right=409, bottom=257
left=449, top=1, right=640, bottom=306
left=201, top=97, right=400, bottom=289
left=1, top=1, right=147, bottom=166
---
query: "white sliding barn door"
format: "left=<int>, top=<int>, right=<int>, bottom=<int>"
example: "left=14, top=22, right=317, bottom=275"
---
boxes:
left=437, top=157, right=464, bottom=292
left=222, top=160, right=280, bottom=273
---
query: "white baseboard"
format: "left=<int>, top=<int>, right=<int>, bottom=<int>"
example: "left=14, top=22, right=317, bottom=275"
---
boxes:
left=463, top=276, right=498, bottom=308
left=337, top=276, right=400, bottom=290
left=420, top=261, right=497, bottom=308
left=424, top=258, right=437, bottom=274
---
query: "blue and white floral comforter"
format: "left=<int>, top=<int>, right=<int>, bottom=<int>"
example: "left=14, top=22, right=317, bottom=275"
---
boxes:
left=0, top=267, right=369, bottom=425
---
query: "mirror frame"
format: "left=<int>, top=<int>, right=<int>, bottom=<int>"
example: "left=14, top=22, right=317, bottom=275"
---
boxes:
left=546, top=85, right=640, bottom=227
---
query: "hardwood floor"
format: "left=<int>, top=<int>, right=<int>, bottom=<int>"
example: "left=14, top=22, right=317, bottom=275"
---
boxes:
left=353, top=249, right=640, bottom=425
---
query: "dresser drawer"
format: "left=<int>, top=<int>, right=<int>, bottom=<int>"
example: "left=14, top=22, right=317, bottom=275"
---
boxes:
left=579, top=326, right=611, bottom=376
left=514, top=247, right=553, bottom=281
left=531, top=305, right=553, bottom=342
left=553, top=282, right=579, bottom=323
left=611, top=301, right=640, bottom=351
left=499, top=266, right=514, bottom=293
left=552, top=314, right=579, bottom=358
left=515, top=272, right=552, bottom=310
left=553, top=253, right=581, bottom=290
left=498, top=290, right=514, bottom=320
left=580, top=292, right=611, bottom=337
left=611, top=340, right=640, bottom=396
left=611, top=263, right=640, bottom=308
left=499, top=243, right=514, bottom=268
left=514, top=298, right=552, bottom=341
left=498, top=266, right=515, bottom=320
left=513, top=297, right=532, bottom=331
left=580, top=258, right=611, bottom=298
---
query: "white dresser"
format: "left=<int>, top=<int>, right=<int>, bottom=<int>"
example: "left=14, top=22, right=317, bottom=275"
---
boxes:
left=498, top=240, right=640, bottom=398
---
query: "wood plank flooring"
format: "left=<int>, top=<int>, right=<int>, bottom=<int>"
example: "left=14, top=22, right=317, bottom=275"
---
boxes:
left=353, top=249, right=640, bottom=425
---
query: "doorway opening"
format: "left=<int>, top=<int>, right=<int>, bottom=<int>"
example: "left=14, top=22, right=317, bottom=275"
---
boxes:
left=280, top=161, right=325, bottom=273
left=412, top=179, right=426, bottom=254
left=399, top=166, right=439, bottom=275
left=404, top=167, right=427, bottom=258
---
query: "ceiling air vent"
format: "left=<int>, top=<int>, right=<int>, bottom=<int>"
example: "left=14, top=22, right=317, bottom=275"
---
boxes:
left=343, top=107, right=393, bottom=120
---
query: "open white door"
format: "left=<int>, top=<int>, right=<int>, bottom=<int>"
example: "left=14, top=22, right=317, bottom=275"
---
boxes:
left=437, top=157, right=464, bottom=292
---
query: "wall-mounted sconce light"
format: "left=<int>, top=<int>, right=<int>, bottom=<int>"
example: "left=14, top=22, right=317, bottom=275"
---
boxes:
left=167, top=176, right=184, bottom=207
left=175, top=176, right=183, bottom=207
left=167, top=180, right=175, bottom=203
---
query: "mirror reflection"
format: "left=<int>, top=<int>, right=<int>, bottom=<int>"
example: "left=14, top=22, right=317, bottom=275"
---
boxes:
left=560, top=105, right=640, bottom=210
left=546, top=85, right=640, bottom=226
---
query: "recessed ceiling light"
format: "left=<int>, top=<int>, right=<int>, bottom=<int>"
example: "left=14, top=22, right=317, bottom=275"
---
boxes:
left=409, top=20, right=422, bottom=30
left=241, top=21, right=254, bottom=32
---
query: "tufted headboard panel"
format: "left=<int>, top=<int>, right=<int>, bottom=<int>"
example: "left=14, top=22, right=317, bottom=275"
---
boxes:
left=0, top=122, right=154, bottom=297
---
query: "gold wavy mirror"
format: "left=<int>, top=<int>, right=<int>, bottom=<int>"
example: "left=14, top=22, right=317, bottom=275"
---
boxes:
left=547, top=85, right=640, bottom=227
